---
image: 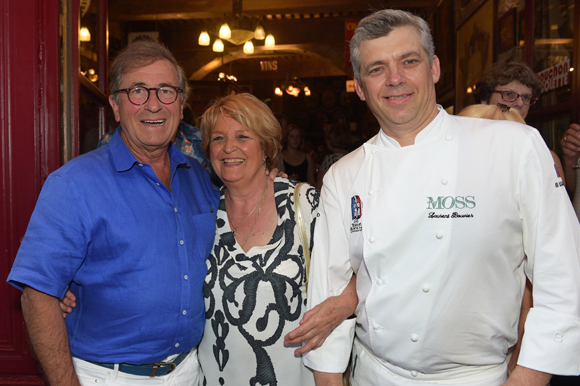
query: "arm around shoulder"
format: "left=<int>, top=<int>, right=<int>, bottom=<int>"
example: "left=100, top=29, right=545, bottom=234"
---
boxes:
left=21, top=286, right=81, bottom=386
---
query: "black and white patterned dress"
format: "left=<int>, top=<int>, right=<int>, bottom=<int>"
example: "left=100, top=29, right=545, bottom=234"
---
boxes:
left=199, top=177, right=319, bottom=386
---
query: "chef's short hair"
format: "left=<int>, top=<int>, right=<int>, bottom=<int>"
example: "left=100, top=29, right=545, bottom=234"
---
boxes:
left=350, top=9, right=435, bottom=83
left=197, top=93, right=281, bottom=170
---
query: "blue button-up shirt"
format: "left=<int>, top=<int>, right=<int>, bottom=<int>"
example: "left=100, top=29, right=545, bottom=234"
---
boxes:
left=8, top=128, right=219, bottom=364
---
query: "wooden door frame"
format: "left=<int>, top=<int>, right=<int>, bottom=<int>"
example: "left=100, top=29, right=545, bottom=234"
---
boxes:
left=0, top=0, right=60, bottom=382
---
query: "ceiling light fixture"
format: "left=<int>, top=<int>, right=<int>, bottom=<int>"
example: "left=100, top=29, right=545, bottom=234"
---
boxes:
left=80, top=27, right=91, bottom=42
left=243, top=41, right=254, bottom=54
left=219, top=23, right=232, bottom=39
left=216, top=72, right=238, bottom=82
left=198, top=31, right=210, bottom=46
left=254, top=24, right=265, bottom=40
left=265, top=34, right=275, bottom=49
left=198, top=0, right=274, bottom=54
left=213, top=39, right=224, bottom=52
left=275, top=77, right=310, bottom=97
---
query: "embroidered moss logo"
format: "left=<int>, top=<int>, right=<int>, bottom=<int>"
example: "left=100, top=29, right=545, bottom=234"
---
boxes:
left=426, top=196, right=476, bottom=210
left=427, top=196, right=476, bottom=218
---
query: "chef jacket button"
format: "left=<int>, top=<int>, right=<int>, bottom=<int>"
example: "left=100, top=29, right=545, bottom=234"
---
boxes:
left=377, top=279, right=384, bottom=286
left=445, top=135, right=453, bottom=141
left=422, top=284, right=430, bottom=293
left=436, top=232, right=443, bottom=239
left=369, top=189, right=375, bottom=196
left=411, top=334, right=419, bottom=342
left=411, top=370, right=418, bottom=377
left=373, top=323, right=381, bottom=330
left=372, top=149, right=378, bottom=155
left=369, top=235, right=377, bottom=243
left=441, top=178, right=448, bottom=185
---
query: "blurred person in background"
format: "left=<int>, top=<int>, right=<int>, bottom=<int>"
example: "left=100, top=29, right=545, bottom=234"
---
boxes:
left=315, top=121, right=352, bottom=189
left=277, top=124, right=316, bottom=185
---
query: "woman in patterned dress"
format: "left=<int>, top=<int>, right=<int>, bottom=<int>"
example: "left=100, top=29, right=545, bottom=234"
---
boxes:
left=197, top=93, right=356, bottom=386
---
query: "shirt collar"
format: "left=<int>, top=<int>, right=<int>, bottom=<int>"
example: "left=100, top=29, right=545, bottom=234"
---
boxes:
left=377, top=105, right=445, bottom=148
left=108, top=127, right=189, bottom=172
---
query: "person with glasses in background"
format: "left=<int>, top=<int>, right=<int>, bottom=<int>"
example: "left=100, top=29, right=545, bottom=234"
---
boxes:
left=477, top=60, right=564, bottom=181
left=7, top=39, right=219, bottom=386
left=477, top=60, right=541, bottom=120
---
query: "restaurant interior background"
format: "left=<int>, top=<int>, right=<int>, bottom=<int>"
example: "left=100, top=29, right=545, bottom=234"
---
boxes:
left=1, top=0, right=579, bottom=384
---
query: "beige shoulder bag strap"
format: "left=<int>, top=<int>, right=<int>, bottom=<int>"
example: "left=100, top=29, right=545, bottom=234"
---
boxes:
left=293, top=182, right=311, bottom=292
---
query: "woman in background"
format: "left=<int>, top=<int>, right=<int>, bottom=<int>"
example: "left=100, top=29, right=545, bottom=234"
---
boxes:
left=277, top=124, right=316, bottom=185
left=315, top=121, right=352, bottom=190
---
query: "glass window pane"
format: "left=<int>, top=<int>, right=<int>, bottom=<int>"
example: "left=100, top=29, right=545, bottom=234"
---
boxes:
left=533, top=0, right=575, bottom=109
left=528, top=113, right=570, bottom=155
left=80, top=0, right=100, bottom=87
left=79, top=93, right=102, bottom=154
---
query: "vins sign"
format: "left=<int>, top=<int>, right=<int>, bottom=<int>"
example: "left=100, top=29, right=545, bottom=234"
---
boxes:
left=260, top=60, right=278, bottom=72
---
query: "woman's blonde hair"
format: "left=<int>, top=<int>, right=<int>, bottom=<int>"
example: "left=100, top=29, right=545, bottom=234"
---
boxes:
left=458, top=103, right=526, bottom=124
left=197, top=93, right=282, bottom=170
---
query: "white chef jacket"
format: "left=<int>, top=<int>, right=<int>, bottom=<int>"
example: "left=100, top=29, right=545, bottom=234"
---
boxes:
left=303, top=108, right=580, bottom=383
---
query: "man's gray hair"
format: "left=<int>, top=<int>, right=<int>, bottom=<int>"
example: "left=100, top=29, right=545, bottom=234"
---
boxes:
left=110, top=37, right=189, bottom=104
left=350, top=9, right=435, bottom=82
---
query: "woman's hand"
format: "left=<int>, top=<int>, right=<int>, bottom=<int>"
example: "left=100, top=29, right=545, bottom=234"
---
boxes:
left=267, top=167, right=288, bottom=180
left=59, top=289, right=77, bottom=319
left=284, top=275, right=357, bottom=355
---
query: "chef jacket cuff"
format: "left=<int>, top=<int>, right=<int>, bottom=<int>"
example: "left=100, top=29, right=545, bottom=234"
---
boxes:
left=303, top=318, right=356, bottom=373
left=518, top=308, right=580, bottom=375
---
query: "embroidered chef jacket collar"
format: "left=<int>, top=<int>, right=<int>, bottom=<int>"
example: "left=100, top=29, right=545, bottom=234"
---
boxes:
left=377, top=105, right=445, bottom=148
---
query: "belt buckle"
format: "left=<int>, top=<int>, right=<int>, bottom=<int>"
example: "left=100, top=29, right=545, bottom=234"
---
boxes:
left=149, top=361, right=176, bottom=377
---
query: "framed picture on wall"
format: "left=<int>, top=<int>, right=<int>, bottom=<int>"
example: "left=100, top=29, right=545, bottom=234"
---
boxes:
left=498, top=8, right=517, bottom=53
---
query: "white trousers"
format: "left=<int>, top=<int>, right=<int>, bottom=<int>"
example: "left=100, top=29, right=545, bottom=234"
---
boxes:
left=350, top=338, right=507, bottom=386
left=73, top=349, right=200, bottom=386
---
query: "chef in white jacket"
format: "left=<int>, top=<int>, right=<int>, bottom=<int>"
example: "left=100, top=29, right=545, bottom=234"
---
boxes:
left=303, top=9, right=580, bottom=386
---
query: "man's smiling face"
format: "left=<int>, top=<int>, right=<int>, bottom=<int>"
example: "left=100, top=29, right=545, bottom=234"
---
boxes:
left=109, top=59, right=183, bottom=159
left=354, top=25, right=440, bottom=139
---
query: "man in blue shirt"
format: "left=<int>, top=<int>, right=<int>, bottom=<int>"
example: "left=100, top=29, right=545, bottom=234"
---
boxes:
left=7, top=39, right=219, bottom=385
